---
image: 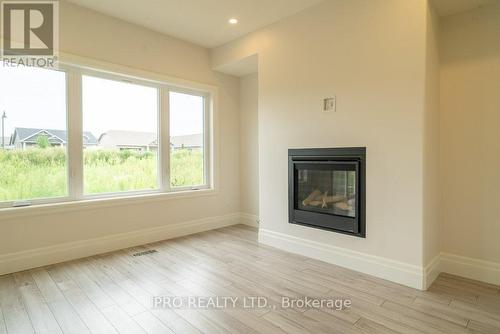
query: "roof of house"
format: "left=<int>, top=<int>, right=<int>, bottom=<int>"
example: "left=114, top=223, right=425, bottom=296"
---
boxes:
left=170, top=134, right=203, bottom=148
left=11, top=127, right=98, bottom=146
left=98, top=130, right=158, bottom=148
left=98, top=130, right=203, bottom=149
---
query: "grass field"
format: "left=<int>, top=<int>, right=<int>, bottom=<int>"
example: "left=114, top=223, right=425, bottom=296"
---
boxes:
left=0, top=147, right=203, bottom=202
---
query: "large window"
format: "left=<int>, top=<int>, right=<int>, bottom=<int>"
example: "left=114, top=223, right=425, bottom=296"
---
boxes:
left=0, top=66, right=68, bottom=204
left=82, top=75, right=159, bottom=195
left=0, top=63, right=212, bottom=208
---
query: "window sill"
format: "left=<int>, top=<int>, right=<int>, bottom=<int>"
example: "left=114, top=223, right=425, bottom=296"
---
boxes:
left=0, top=188, right=218, bottom=221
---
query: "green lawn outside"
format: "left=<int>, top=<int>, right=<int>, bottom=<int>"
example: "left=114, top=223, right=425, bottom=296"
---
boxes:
left=0, top=147, right=203, bottom=202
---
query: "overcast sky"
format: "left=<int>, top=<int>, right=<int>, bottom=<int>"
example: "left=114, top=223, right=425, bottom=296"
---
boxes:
left=0, top=66, right=203, bottom=139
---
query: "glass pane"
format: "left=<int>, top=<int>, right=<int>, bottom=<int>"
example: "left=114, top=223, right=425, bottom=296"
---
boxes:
left=82, top=75, right=158, bottom=195
left=0, top=66, right=68, bottom=202
left=169, top=91, right=205, bottom=188
left=297, top=166, right=356, bottom=217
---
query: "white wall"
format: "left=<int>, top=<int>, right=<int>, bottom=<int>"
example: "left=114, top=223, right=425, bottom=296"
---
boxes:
left=440, top=4, right=500, bottom=264
left=239, top=73, right=259, bottom=217
left=213, top=0, right=434, bottom=288
left=423, top=2, right=441, bottom=276
left=0, top=2, right=241, bottom=272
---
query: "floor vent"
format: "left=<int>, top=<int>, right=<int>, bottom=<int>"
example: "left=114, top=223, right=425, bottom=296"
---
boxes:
left=132, top=250, right=158, bottom=257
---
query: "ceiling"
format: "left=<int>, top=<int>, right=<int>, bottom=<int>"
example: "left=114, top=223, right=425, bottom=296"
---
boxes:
left=431, top=0, right=498, bottom=16
left=63, top=0, right=323, bottom=48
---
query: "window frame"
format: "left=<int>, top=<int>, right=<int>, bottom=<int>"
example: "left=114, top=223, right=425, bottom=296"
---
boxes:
left=80, top=69, right=162, bottom=198
left=168, top=87, right=211, bottom=192
left=0, top=65, right=72, bottom=209
left=0, top=59, right=215, bottom=210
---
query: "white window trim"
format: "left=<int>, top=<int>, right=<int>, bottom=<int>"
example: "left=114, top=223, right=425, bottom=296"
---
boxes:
left=0, top=53, right=218, bottom=212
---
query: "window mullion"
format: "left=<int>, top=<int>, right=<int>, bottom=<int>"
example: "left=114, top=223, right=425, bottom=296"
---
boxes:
left=160, top=86, right=171, bottom=192
left=67, top=68, right=84, bottom=200
left=204, top=93, right=211, bottom=188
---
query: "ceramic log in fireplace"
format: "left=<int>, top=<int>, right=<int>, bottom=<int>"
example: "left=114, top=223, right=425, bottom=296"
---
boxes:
left=288, top=147, right=366, bottom=237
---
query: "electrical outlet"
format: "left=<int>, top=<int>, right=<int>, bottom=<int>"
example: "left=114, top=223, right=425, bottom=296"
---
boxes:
left=323, top=97, right=336, bottom=112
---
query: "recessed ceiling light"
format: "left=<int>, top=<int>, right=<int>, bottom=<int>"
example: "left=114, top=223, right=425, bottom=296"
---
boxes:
left=229, top=18, right=238, bottom=24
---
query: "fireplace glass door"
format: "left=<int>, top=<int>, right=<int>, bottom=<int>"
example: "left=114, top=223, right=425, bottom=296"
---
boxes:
left=296, top=162, right=357, bottom=218
left=289, top=147, right=365, bottom=237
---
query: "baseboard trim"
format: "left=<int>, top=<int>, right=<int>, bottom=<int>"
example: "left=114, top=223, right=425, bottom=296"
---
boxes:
left=239, top=213, right=259, bottom=227
left=423, top=253, right=441, bottom=289
left=0, top=213, right=241, bottom=276
left=259, top=228, right=425, bottom=290
left=258, top=230, right=500, bottom=289
left=4, top=213, right=498, bottom=289
left=440, top=252, right=500, bottom=286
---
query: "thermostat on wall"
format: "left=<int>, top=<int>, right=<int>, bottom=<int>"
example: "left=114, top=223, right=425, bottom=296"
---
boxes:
left=323, top=96, right=336, bottom=112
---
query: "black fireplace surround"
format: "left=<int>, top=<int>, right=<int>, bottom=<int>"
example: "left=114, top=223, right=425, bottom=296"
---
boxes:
left=288, top=147, right=366, bottom=238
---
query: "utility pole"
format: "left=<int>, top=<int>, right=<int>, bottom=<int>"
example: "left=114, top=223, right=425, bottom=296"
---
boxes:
left=1, top=111, right=6, bottom=150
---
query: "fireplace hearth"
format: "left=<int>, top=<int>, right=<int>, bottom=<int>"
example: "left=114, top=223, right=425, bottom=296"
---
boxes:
left=288, top=147, right=366, bottom=237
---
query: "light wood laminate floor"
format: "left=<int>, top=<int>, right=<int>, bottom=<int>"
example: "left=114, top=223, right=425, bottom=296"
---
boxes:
left=1, top=225, right=499, bottom=334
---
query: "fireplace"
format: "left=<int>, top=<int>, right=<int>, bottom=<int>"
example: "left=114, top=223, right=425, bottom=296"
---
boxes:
left=288, top=147, right=366, bottom=237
